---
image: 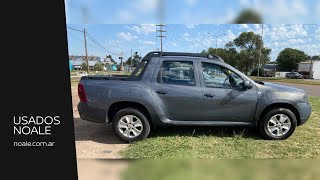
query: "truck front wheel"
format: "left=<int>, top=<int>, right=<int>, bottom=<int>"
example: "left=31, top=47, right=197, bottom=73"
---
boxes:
left=112, top=108, right=150, bottom=142
left=258, top=108, right=297, bottom=140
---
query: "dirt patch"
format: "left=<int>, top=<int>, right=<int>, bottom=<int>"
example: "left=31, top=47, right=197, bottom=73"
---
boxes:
left=71, top=85, right=128, bottom=159
left=77, top=160, right=128, bottom=180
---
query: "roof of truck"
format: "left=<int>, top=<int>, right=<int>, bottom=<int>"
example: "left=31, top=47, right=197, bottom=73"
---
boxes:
left=143, top=51, right=225, bottom=62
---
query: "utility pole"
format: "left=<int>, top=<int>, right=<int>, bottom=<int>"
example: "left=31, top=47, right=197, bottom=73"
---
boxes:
left=130, top=49, right=133, bottom=71
left=257, top=24, right=264, bottom=79
left=156, top=24, right=166, bottom=52
left=309, top=58, right=313, bottom=79
left=215, top=36, right=217, bottom=54
left=207, top=33, right=226, bottom=55
left=83, top=28, right=89, bottom=74
left=119, top=52, right=123, bottom=71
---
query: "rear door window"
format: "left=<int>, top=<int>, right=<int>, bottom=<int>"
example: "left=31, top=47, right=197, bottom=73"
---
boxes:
left=157, top=61, right=195, bottom=86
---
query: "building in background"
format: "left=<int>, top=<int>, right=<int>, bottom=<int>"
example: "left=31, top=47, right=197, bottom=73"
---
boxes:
left=69, top=60, right=99, bottom=70
left=69, top=55, right=101, bottom=62
left=69, top=55, right=103, bottom=71
left=261, top=63, right=278, bottom=77
left=87, top=61, right=99, bottom=71
left=69, top=60, right=73, bottom=70
left=69, top=60, right=84, bottom=70
left=100, top=57, right=113, bottom=65
left=298, top=60, right=320, bottom=79
left=275, top=71, right=291, bottom=78
left=69, top=55, right=119, bottom=71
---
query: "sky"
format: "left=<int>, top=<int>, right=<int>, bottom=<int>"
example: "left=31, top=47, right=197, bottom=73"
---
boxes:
left=65, top=0, right=320, bottom=63
left=65, top=0, right=320, bottom=24
left=67, top=24, right=320, bottom=63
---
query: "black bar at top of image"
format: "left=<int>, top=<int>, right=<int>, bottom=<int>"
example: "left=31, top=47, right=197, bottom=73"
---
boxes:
left=4, top=0, right=78, bottom=179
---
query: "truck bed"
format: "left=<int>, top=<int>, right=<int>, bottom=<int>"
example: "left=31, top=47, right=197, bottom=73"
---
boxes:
left=81, top=74, right=130, bottom=81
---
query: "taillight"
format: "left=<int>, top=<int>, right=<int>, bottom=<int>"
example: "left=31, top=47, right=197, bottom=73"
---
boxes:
left=78, top=83, right=87, bottom=102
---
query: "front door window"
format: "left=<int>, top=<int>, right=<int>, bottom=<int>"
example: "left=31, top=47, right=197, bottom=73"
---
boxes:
left=201, top=62, right=243, bottom=89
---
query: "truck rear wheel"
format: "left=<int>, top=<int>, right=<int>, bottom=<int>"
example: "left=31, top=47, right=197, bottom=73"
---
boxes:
left=112, top=108, right=150, bottom=142
left=258, top=108, right=297, bottom=140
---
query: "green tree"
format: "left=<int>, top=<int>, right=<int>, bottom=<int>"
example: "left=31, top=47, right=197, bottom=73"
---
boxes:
left=200, top=50, right=207, bottom=54
left=81, top=62, right=88, bottom=70
left=106, top=55, right=115, bottom=63
left=206, top=47, right=238, bottom=67
left=94, top=62, right=104, bottom=71
left=231, top=32, right=271, bottom=74
left=232, top=9, right=263, bottom=24
left=276, top=48, right=307, bottom=71
left=126, top=52, right=141, bottom=67
left=307, top=55, right=320, bottom=60
left=251, top=67, right=264, bottom=76
left=203, top=32, right=270, bottom=74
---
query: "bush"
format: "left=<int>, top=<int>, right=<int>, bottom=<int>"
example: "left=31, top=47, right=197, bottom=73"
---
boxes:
left=251, top=68, right=264, bottom=76
left=94, top=62, right=104, bottom=71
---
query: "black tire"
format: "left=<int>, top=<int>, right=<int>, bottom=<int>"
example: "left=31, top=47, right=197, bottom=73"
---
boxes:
left=112, top=108, right=150, bottom=142
left=258, top=108, right=297, bottom=140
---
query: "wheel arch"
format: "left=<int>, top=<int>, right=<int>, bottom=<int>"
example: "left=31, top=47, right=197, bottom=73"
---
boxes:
left=107, top=101, right=154, bottom=128
left=256, top=102, right=301, bottom=127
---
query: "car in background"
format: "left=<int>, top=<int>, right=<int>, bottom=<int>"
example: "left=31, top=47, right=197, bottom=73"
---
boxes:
left=285, top=72, right=303, bottom=79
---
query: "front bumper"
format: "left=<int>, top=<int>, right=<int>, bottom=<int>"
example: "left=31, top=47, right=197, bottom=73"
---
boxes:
left=295, top=102, right=312, bottom=126
left=77, top=102, right=107, bottom=123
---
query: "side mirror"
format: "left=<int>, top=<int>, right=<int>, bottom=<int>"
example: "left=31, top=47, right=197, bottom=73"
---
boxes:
left=243, top=80, right=253, bottom=89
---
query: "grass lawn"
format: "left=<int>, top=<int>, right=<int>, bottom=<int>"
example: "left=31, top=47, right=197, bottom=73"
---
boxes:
left=120, top=96, right=320, bottom=159
left=250, top=76, right=320, bottom=85
left=121, top=159, right=320, bottom=180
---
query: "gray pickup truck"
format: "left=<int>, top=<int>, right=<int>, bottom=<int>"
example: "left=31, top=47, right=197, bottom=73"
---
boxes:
left=77, top=51, right=311, bottom=142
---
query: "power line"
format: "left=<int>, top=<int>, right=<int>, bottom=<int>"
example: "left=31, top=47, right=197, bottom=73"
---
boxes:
left=67, top=25, right=83, bottom=32
left=198, top=41, right=210, bottom=49
left=85, top=31, right=118, bottom=56
left=68, top=28, right=100, bottom=51
left=67, top=26, right=132, bottom=63
left=207, top=33, right=227, bottom=55
left=165, top=25, right=177, bottom=49
left=163, top=24, right=171, bottom=45
left=67, top=30, right=85, bottom=44
left=67, top=26, right=119, bottom=56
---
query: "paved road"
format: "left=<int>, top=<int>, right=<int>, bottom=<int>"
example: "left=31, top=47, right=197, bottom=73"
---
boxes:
left=265, top=82, right=320, bottom=97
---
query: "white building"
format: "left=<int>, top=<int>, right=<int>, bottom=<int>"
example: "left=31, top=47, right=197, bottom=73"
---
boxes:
left=298, top=60, right=320, bottom=79
left=275, top=71, right=291, bottom=78
left=101, top=57, right=113, bottom=64
left=69, top=60, right=99, bottom=70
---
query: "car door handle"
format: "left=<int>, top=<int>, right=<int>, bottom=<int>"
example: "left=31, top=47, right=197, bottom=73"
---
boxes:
left=204, top=94, right=215, bottom=98
left=156, top=91, right=167, bottom=95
